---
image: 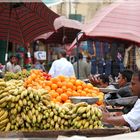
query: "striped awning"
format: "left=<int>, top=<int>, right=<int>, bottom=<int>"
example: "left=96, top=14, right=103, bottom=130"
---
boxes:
left=68, top=0, right=140, bottom=51
left=0, top=2, right=59, bottom=46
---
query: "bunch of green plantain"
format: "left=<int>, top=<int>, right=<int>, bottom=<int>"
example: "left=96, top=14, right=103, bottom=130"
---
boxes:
left=4, top=71, right=30, bottom=81
left=0, top=80, right=49, bottom=131
left=39, top=102, right=103, bottom=130
left=70, top=102, right=103, bottom=129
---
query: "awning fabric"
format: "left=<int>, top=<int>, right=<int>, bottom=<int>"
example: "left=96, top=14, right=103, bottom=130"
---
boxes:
left=68, top=0, right=140, bottom=51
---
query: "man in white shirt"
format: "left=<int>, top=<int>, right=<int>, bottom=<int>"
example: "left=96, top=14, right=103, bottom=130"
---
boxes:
left=103, top=71, right=140, bottom=131
left=49, top=50, right=75, bottom=78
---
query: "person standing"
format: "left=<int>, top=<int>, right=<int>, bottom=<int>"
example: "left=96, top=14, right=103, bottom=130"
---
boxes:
left=3, top=55, right=21, bottom=73
left=73, top=53, right=90, bottom=80
left=49, top=50, right=75, bottom=78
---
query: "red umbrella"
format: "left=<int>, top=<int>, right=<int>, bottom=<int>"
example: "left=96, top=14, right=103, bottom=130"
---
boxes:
left=35, top=16, right=83, bottom=44
left=68, top=0, right=140, bottom=51
left=0, top=2, right=59, bottom=46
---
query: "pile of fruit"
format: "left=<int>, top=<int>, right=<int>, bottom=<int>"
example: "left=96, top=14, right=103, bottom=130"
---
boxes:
left=0, top=79, right=103, bottom=131
left=24, top=70, right=51, bottom=89
left=4, top=70, right=30, bottom=81
left=24, top=74, right=104, bottom=105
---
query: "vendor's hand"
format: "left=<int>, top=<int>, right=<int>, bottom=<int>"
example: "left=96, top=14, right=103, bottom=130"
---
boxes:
left=88, top=75, right=100, bottom=86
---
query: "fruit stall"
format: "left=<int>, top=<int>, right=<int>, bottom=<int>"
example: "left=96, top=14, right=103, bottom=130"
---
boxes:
left=0, top=70, right=130, bottom=138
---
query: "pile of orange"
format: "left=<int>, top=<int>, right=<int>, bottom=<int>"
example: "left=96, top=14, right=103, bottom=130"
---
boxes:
left=24, top=69, right=50, bottom=89
left=45, top=75, right=104, bottom=105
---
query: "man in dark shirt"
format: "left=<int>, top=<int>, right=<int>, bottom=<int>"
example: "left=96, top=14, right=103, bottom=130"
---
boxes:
left=117, top=70, right=133, bottom=97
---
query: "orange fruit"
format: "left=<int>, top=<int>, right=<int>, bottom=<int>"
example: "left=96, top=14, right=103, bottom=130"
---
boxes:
left=75, top=80, right=82, bottom=86
left=82, top=82, right=87, bottom=88
left=77, top=89, right=82, bottom=94
left=87, top=93, right=92, bottom=97
left=73, top=86, right=77, bottom=91
left=66, top=82, right=73, bottom=89
left=51, top=84, right=58, bottom=90
left=80, top=91, right=87, bottom=96
left=72, top=91, right=80, bottom=96
left=56, top=96, right=62, bottom=102
left=67, top=88, right=72, bottom=92
left=45, top=81, right=52, bottom=87
left=57, top=81, right=63, bottom=88
left=52, top=98, right=58, bottom=103
left=56, top=88, right=63, bottom=95
left=50, top=92, right=59, bottom=98
left=58, top=75, right=66, bottom=82
left=66, top=91, right=72, bottom=96
left=30, top=73, right=36, bottom=80
left=61, top=93, right=68, bottom=102
left=84, top=88, right=90, bottom=93
left=62, top=86, right=67, bottom=92
left=91, top=92, right=97, bottom=97
left=76, top=86, right=82, bottom=90
left=96, top=100, right=103, bottom=106
left=51, top=77, right=60, bottom=84
left=70, top=79, right=76, bottom=85
left=86, top=83, right=93, bottom=89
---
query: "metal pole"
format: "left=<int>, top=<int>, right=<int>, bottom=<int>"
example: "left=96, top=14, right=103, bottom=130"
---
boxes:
left=76, top=31, right=84, bottom=79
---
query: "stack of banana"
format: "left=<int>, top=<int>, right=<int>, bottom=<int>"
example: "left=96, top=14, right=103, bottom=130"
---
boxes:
left=4, top=71, right=30, bottom=81
left=37, top=102, right=103, bottom=130
left=70, top=103, right=103, bottom=129
left=0, top=79, right=103, bottom=131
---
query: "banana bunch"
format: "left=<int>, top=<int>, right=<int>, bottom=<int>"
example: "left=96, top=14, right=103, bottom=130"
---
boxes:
left=0, top=80, right=48, bottom=131
left=7, top=87, right=47, bottom=131
left=38, top=102, right=103, bottom=130
left=71, top=102, right=103, bottom=129
left=40, top=102, right=73, bottom=130
left=0, top=109, right=9, bottom=131
left=0, top=79, right=7, bottom=91
left=4, top=71, right=30, bottom=81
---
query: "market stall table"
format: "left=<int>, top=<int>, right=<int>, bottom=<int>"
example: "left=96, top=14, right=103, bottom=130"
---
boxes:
left=0, top=128, right=130, bottom=138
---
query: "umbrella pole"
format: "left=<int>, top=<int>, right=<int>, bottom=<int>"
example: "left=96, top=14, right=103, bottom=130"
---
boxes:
left=76, top=32, right=84, bottom=79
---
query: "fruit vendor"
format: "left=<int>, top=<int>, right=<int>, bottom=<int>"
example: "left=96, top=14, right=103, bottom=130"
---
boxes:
left=117, top=70, right=133, bottom=97
left=49, top=50, right=75, bottom=78
left=103, top=71, right=140, bottom=131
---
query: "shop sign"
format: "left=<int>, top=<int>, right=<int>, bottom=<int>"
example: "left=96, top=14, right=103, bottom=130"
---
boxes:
left=34, top=51, right=46, bottom=60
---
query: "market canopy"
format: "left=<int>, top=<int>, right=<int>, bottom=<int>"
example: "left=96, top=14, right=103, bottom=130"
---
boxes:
left=35, top=16, right=83, bottom=44
left=68, top=0, right=140, bottom=51
left=0, top=1, right=59, bottom=46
